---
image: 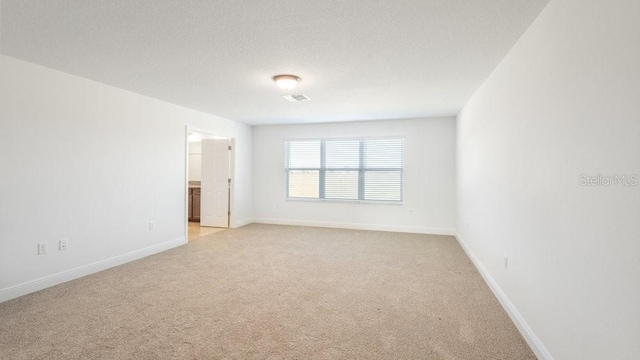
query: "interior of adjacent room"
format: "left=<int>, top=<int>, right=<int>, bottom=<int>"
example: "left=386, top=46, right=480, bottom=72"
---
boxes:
left=186, top=131, right=232, bottom=241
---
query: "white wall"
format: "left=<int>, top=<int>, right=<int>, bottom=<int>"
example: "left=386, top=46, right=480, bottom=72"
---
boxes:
left=0, top=55, right=253, bottom=302
left=188, top=141, right=202, bottom=181
left=253, top=118, right=456, bottom=234
left=456, top=0, right=640, bottom=359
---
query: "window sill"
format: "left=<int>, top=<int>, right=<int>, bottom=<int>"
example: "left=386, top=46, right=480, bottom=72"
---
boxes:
left=285, top=197, right=403, bottom=205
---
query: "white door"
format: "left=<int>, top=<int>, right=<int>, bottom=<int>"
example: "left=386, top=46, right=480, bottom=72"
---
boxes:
left=200, top=139, right=230, bottom=227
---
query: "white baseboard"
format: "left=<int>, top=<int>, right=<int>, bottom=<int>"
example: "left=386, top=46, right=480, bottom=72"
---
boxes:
left=232, top=218, right=254, bottom=228
left=455, top=233, right=553, bottom=360
left=253, top=218, right=455, bottom=236
left=0, top=237, right=187, bottom=303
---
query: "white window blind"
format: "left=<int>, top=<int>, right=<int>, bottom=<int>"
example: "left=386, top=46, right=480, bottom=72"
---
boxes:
left=285, top=138, right=403, bottom=202
left=285, top=140, right=321, bottom=198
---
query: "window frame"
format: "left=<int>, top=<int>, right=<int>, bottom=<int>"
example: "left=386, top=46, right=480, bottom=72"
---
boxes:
left=284, top=136, right=404, bottom=204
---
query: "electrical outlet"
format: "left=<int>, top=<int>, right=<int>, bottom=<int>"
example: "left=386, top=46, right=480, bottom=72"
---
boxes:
left=149, top=222, right=155, bottom=231
left=409, top=209, right=414, bottom=216
left=37, top=242, right=47, bottom=255
left=466, top=223, right=469, bottom=231
left=504, top=255, right=508, bottom=269
left=59, top=239, right=68, bottom=251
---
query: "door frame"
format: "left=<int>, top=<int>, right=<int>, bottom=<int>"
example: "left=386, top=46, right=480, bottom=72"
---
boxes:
left=184, top=126, right=235, bottom=241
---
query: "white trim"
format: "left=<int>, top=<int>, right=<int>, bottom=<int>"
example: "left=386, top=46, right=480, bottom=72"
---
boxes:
left=231, top=218, right=254, bottom=228
left=0, top=237, right=186, bottom=303
left=455, top=233, right=553, bottom=360
left=284, top=197, right=404, bottom=205
left=253, top=218, right=455, bottom=235
left=184, top=126, right=190, bottom=244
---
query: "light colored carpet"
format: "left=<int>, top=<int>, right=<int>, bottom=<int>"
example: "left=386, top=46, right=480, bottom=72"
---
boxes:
left=0, top=224, right=535, bottom=359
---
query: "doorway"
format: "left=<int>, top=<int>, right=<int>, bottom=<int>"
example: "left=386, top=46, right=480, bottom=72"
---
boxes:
left=186, top=129, right=233, bottom=241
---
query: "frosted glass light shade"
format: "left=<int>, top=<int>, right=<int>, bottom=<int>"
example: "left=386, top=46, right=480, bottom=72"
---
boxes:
left=273, top=75, right=301, bottom=91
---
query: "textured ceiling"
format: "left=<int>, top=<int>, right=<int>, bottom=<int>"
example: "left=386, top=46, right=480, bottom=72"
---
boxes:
left=1, top=0, right=549, bottom=125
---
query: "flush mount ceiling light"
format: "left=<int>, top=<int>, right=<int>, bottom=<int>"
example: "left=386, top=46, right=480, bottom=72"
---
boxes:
left=273, top=74, right=301, bottom=91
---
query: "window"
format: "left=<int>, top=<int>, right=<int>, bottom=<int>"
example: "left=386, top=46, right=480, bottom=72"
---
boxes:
left=285, top=138, right=403, bottom=202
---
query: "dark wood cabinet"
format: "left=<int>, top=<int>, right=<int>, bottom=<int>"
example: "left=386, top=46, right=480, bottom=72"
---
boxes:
left=192, top=188, right=200, bottom=220
left=188, top=188, right=201, bottom=222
